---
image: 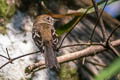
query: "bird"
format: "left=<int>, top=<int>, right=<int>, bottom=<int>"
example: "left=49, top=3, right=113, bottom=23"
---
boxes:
left=32, top=14, right=60, bottom=70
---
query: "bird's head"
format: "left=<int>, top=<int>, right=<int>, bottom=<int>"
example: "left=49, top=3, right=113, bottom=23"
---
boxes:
left=35, top=14, right=56, bottom=25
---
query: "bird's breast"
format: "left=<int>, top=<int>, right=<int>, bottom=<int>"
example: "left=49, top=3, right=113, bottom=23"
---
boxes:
left=40, top=26, right=52, bottom=41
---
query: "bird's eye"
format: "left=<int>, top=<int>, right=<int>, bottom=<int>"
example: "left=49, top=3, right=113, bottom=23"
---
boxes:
left=46, top=17, right=50, bottom=20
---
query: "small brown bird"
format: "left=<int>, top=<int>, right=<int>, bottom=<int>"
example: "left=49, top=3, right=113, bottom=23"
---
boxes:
left=32, top=14, right=60, bottom=69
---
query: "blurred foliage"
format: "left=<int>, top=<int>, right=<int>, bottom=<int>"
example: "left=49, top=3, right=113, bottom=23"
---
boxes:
left=0, top=0, right=16, bottom=34
left=94, top=57, right=120, bottom=80
left=0, top=26, right=7, bottom=35
left=59, top=64, right=79, bottom=80
left=0, top=0, right=16, bottom=20
left=0, top=0, right=8, bottom=17
left=16, top=0, right=42, bottom=17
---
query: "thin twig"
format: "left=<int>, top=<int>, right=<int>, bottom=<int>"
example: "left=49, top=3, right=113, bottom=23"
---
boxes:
left=91, top=0, right=99, bottom=18
left=58, top=9, right=89, bottom=50
left=82, top=57, right=86, bottom=64
left=92, top=0, right=108, bottom=41
left=99, top=0, right=108, bottom=41
left=6, top=48, right=11, bottom=59
left=6, top=48, right=13, bottom=63
left=89, top=0, right=108, bottom=41
left=109, top=42, right=120, bottom=56
left=0, top=54, right=9, bottom=60
left=60, top=42, right=104, bottom=49
left=105, top=24, right=120, bottom=56
left=86, top=60, right=106, bottom=67
left=0, top=51, right=40, bottom=69
left=106, top=25, right=120, bottom=43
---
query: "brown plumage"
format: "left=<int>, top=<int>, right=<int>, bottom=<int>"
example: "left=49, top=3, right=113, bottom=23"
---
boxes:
left=32, top=15, right=60, bottom=69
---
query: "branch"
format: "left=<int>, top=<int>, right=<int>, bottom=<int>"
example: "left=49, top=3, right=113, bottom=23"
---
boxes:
left=109, top=43, right=120, bottom=56
left=25, top=39, right=120, bottom=74
left=0, top=54, right=9, bottom=60
left=90, top=0, right=108, bottom=41
left=106, top=25, right=120, bottom=42
left=97, top=0, right=108, bottom=41
left=105, top=24, right=120, bottom=56
left=0, top=51, right=40, bottom=69
left=86, top=60, right=107, bottom=67
left=60, top=42, right=103, bottom=49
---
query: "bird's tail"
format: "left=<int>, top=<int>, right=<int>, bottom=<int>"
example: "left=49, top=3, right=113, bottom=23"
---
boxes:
left=44, top=41, right=60, bottom=70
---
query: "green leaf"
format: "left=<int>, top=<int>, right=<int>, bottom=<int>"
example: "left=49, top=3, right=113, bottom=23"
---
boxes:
left=56, top=9, right=89, bottom=36
left=94, top=57, right=120, bottom=80
left=56, top=0, right=118, bottom=36
left=56, top=16, right=83, bottom=36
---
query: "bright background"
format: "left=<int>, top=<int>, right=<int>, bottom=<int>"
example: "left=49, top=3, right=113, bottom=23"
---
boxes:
left=97, top=0, right=120, bottom=18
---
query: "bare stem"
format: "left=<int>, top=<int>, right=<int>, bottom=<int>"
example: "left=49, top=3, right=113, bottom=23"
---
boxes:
left=26, top=39, right=120, bottom=74
left=90, top=0, right=109, bottom=41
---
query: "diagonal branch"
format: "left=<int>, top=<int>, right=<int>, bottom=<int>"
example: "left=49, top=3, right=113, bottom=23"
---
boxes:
left=105, top=24, right=120, bottom=56
left=92, top=0, right=108, bottom=41
left=26, top=39, right=120, bottom=74
left=57, top=9, right=89, bottom=49
left=106, top=25, right=120, bottom=42
left=90, top=0, right=108, bottom=41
